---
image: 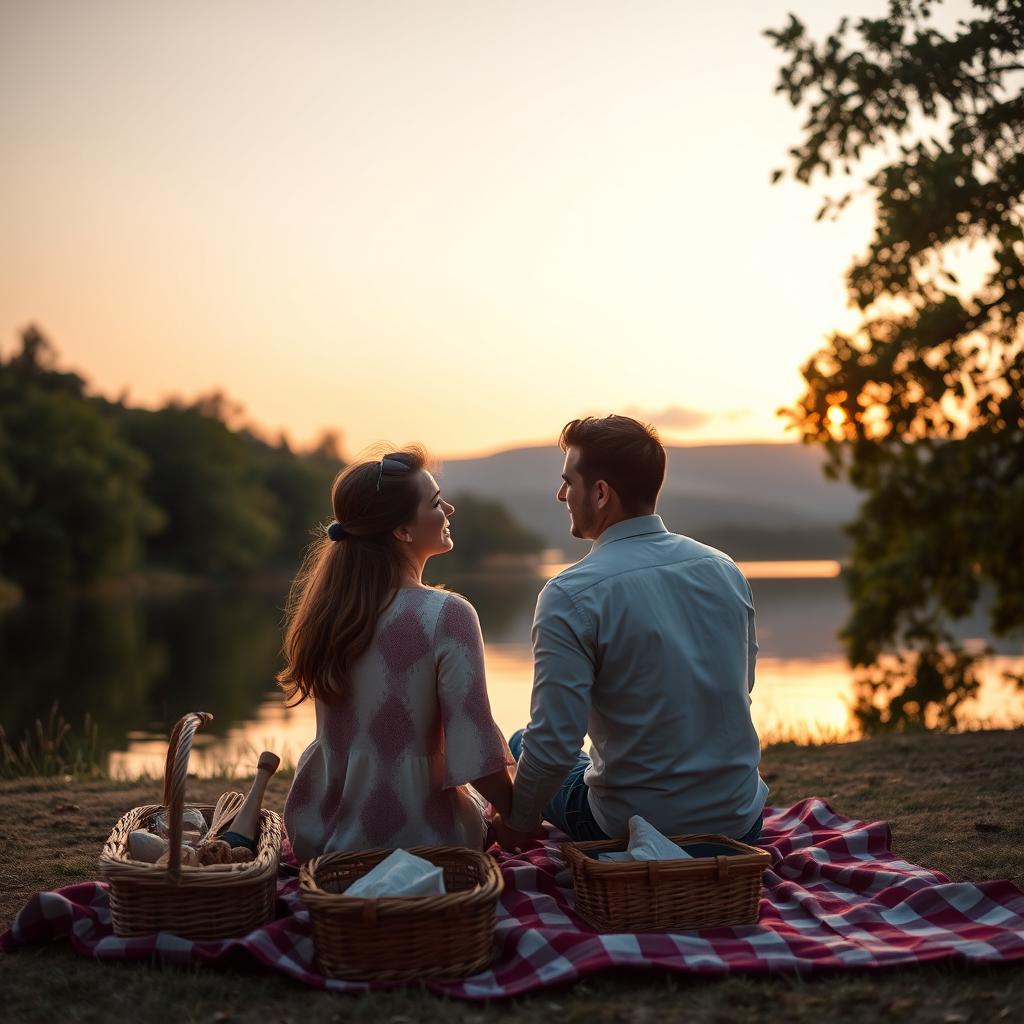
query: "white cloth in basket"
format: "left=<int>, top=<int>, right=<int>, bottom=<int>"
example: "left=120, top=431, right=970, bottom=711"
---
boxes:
left=344, top=849, right=446, bottom=897
left=597, top=815, right=695, bottom=862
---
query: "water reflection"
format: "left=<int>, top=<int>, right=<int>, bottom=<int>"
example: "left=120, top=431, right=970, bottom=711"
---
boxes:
left=2, top=564, right=1022, bottom=778
left=0, top=585, right=285, bottom=761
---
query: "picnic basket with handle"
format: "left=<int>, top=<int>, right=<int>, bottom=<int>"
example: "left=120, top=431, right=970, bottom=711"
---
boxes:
left=562, top=833, right=770, bottom=932
left=300, top=845, right=504, bottom=980
left=97, top=711, right=282, bottom=940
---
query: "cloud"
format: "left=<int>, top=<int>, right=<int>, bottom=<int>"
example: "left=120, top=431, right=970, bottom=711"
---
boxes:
left=614, top=405, right=753, bottom=433
left=582, top=406, right=754, bottom=434
left=620, top=405, right=710, bottom=431
left=618, top=403, right=708, bottom=428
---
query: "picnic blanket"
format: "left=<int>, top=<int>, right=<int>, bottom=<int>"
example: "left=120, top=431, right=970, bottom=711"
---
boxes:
left=3, top=798, right=1023, bottom=999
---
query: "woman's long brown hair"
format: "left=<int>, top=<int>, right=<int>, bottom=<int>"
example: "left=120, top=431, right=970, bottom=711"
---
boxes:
left=276, top=446, right=427, bottom=705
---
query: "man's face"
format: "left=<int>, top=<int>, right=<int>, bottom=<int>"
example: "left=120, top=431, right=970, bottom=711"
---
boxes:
left=557, top=447, right=597, bottom=539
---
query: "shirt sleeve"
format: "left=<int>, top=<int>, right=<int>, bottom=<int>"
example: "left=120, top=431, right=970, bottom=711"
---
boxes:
left=434, top=593, right=514, bottom=789
left=508, top=580, right=595, bottom=833
left=744, top=576, right=758, bottom=694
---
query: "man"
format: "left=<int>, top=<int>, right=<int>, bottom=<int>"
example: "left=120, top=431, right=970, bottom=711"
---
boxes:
left=494, top=415, right=768, bottom=851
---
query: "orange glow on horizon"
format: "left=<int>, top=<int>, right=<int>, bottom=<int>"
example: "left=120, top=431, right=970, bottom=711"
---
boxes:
left=106, top=650, right=1024, bottom=777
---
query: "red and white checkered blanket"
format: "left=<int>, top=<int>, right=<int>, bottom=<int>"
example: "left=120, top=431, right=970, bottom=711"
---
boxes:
left=3, top=798, right=1023, bottom=998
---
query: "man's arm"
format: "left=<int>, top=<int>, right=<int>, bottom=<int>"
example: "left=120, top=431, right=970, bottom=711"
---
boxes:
left=507, top=580, right=595, bottom=833
left=744, top=576, right=758, bottom=694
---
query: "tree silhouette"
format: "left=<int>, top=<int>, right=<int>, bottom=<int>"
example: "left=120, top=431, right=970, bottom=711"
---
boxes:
left=118, top=403, right=281, bottom=574
left=0, top=328, right=549, bottom=588
left=0, top=328, right=162, bottom=590
left=768, top=1, right=1024, bottom=730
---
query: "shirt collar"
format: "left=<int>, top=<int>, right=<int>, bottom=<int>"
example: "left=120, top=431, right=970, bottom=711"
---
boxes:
left=592, top=514, right=668, bottom=551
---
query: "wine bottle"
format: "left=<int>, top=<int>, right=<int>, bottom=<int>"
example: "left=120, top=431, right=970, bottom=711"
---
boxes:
left=220, top=750, right=280, bottom=852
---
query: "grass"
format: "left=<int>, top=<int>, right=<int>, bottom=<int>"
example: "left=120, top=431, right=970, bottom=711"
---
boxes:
left=0, top=707, right=298, bottom=784
left=0, top=703, right=103, bottom=781
left=1, top=729, right=1023, bottom=1023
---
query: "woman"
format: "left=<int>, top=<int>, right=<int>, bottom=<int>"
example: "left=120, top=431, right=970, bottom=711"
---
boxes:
left=279, top=447, right=514, bottom=862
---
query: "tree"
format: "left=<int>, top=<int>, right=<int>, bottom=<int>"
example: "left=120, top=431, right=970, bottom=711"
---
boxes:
left=768, top=1, right=1024, bottom=730
left=0, top=328, right=162, bottom=591
left=118, top=403, right=281, bottom=574
left=0, top=328, right=352, bottom=584
left=241, top=429, right=343, bottom=566
left=429, top=492, right=546, bottom=574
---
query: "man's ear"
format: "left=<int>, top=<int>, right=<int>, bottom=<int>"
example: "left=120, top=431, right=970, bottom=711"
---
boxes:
left=594, top=480, right=612, bottom=510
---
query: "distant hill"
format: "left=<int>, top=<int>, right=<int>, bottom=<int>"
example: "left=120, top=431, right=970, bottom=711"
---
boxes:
left=438, top=442, right=859, bottom=560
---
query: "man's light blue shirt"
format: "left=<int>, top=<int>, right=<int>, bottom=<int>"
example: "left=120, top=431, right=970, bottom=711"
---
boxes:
left=508, top=514, right=769, bottom=838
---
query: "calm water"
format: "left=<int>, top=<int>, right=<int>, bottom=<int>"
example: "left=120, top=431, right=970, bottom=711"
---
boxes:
left=1, top=563, right=1021, bottom=777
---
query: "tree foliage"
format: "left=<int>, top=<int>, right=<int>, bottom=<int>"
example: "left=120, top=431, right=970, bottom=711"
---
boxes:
left=241, top=430, right=342, bottom=566
left=0, top=329, right=163, bottom=591
left=1, top=328, right=546, bottom=590
left=116, top=403, right=283, bottom=574
left=768, top=0, right=1024, bottom=730
left=432, top=492, right=547, bottom=574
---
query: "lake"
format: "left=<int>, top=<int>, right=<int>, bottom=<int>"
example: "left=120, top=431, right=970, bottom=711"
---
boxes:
left=1, top=561, right=1021, bottom=777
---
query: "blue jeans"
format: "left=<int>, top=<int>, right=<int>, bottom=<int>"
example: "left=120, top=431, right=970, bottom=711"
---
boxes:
left=508, top=728, right=763, bottom=845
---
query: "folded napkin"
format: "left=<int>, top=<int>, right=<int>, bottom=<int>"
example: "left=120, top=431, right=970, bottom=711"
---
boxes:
left=344, top=849, right=447, bottom=898
left=596, top=815, right=694, bottom=862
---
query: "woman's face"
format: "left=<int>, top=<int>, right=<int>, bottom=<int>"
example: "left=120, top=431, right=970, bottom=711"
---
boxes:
left=400, top=470, right=455, bottom=559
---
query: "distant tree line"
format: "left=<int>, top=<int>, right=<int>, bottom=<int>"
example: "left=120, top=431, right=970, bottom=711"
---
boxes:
left=432, top=492, right=547, bottom=575
left=0, top=327, right=543, bottom=595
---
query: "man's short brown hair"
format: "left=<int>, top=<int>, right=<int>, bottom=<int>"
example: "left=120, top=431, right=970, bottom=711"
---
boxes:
left=559, top=415, right=666, bottom=514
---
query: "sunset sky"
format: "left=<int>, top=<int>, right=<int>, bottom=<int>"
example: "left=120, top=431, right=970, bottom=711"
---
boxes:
left=0, top=1, right=974, bottom=457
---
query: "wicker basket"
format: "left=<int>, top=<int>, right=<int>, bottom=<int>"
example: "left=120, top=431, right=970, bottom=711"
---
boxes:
left=300, top=846, right=504, bottom=981
left=562, top=833, right=770, bottom=933
left=97, top=711, right=283, bottom=940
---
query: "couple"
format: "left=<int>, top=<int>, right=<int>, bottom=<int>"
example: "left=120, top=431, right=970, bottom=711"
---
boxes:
left=281, top=415, right=768, bottom=861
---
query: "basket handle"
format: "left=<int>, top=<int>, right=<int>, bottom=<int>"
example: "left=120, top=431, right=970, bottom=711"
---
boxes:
left=162, top=711, right=213, bottom=882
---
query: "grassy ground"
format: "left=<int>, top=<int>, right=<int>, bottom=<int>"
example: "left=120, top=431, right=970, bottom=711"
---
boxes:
left=1, top=729, right=1022, bottom=1023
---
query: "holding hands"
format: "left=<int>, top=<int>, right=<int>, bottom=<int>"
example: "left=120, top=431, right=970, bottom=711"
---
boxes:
left=474, top=763, right=542, bottom=852
left=487, top=810, right=544, bottom=853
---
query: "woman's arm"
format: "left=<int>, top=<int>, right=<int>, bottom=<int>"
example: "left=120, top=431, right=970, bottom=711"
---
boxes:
left=470, top=764, right=514, bottom=818
left=435, top=595, right=517, bottom=796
